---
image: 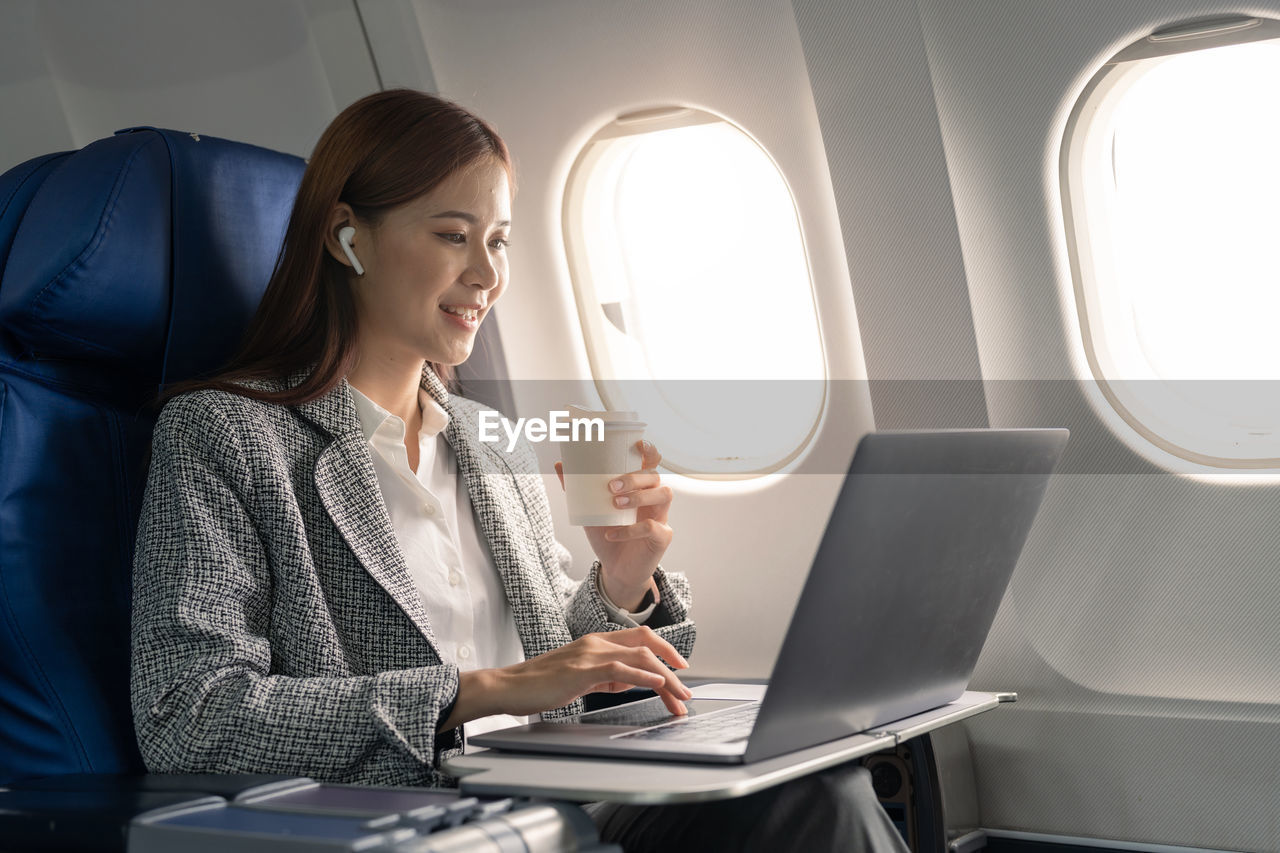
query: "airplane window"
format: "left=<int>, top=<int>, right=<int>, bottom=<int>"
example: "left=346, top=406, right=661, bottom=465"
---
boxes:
left=563, top=108, right=824, bottom=477
left=1063, top=18, right=1280, bottom=469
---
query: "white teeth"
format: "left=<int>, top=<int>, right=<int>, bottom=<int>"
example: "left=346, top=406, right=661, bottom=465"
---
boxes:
left=443, top=306, right=478, bottom=320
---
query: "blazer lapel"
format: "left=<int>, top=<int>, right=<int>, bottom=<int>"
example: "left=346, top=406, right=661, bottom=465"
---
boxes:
left=295, top=376, right=444, bottom=655
left=427, top=370, right=573, bottom=660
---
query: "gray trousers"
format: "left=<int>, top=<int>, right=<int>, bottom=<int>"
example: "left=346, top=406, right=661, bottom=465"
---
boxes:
left=584, top=763, right=912, bottom=853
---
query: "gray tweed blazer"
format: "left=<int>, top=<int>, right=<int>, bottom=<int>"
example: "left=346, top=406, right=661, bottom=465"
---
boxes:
left=131, top=367, right=695, bottom=788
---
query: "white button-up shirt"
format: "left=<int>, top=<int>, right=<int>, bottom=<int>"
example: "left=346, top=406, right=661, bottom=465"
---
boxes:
left=348, top=384, right=528, bottom=745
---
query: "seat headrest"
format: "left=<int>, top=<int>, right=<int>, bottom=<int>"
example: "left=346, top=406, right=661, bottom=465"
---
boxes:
left=0, top=127, right=305, bottom=387
left=0, top=151, right=72, bottom=278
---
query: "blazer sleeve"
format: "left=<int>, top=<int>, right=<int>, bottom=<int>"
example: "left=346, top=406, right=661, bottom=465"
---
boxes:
left=507, top=435, right=694, bottom=659
left=562, top=554, right=696, bottom=662
left=454, top=395, right=697, bottom=666
left=131, top=395, right=460, bottom=784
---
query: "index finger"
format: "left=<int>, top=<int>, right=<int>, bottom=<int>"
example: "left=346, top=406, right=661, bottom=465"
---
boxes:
left=609, top=626, right=689, bottom=669
left=635, top=439, right=662, bottom=472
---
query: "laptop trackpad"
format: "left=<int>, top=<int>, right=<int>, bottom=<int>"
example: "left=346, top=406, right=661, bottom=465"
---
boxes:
left=575, top=697, right=755, bottom=727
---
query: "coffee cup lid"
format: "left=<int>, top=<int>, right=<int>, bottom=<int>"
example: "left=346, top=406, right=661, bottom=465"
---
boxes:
left=567, top=404, right=646, bottom=429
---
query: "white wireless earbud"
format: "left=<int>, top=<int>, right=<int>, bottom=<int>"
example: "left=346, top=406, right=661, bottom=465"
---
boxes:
left=337, top=226, right=364, bottom=276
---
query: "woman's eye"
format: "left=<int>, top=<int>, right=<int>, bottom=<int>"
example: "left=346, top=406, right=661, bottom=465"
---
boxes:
left=437, top=232, right=508, bottom=249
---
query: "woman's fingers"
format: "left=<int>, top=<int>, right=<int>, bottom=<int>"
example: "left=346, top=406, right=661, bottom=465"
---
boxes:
left=607, top=441, right=664, bottom=495
left=609, top=626, right=689, bottom=669
left=611, top=485, right=673, bottom=510
left=615, top=645, right=692, bottom=701
left=637, top=439, right=662, bottom=471
left=655, top=688, right=689, bottom=716
left=585, top=655, right=690, bottom=715
left=501, top=630, right=691, bottom=718
left=587, top=679, right=688, bottom=716
left=600, top=660, right=670, bottom=692
left=603, top=517, right=673, bottom=545
left=608, top=470, right=661, bottom=495
left=603, top=443, right=673, bottom=523
left=596, top=647, right=691, bottom=702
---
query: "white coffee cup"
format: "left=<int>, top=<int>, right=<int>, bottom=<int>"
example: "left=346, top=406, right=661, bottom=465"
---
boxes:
left=560, top=405, right=646, bottom=526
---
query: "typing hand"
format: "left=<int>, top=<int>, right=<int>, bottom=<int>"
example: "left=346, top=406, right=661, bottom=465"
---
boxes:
left=440, top=627, right=690, bottom=733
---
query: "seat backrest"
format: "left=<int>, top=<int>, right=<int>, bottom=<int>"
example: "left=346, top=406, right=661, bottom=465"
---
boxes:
left=0, top=128, right=305, bottom=782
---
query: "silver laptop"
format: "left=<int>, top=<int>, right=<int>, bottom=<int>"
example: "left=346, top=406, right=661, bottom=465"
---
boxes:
left=472, top=429, right=1069, bottom=764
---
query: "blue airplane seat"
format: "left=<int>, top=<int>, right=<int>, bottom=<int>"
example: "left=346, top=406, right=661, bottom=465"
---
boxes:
left=0, top=128, right=305, bottom=783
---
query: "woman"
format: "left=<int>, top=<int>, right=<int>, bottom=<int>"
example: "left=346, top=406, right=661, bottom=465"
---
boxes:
left=132, top=89, right=906, bottom=851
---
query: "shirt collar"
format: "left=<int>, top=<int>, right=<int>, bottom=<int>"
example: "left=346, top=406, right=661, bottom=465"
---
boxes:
left=349, top=384, right=451, bottom=445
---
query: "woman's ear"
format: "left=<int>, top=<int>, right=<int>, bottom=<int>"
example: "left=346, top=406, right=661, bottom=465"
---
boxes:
left=336, top=226, right=364, bottom=275
left=324, top=203, right=363, bottom=274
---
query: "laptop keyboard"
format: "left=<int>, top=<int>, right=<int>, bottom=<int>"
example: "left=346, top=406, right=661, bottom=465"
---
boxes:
left=614, top=702, right=760, bottom=743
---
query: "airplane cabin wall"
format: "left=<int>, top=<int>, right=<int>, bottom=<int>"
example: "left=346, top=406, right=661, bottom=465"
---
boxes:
left=408, top=1, right=1280, bottom=848
left=0, top=0, right=384, bottom=166
left=914, top=1, right=1280, bottom=849
left=2, top=1, right=1278, bottom=850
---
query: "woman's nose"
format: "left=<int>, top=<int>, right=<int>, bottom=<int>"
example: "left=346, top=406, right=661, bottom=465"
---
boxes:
left=466, top=246, right=501, bottom=290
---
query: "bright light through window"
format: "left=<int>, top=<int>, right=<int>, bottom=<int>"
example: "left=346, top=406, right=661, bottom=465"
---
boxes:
left=1064, top=26, right=1280, bottom=468
left=1111, top=41, right=1280, bottom=381
left=564, top=109, right=825, bottom=477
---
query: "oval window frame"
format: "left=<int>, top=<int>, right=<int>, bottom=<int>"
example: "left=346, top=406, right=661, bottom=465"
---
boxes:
left=1061, top=15, right=1280, bottom=470
left=561, top=106, right=827, bottom=479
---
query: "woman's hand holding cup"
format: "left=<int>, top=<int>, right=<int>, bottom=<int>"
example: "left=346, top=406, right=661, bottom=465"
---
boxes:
left=556, top=416, right=673, bottom=612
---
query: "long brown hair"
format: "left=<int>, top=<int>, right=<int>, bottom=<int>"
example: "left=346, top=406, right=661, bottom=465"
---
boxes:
left=167, top=89, right=512, bottom=406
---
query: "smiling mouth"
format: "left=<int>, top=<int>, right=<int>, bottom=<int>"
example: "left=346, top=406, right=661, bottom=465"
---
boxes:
left=441, top=305, right=480, bottom=321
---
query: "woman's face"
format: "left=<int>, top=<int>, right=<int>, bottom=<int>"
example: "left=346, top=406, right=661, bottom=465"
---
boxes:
left=349, top=157, right=512, bottom=367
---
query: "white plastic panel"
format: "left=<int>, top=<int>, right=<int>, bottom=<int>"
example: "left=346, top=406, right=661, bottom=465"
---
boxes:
left=916, top=0, right=1280, bottom=848
left=791, top=0, right=987, bottom=438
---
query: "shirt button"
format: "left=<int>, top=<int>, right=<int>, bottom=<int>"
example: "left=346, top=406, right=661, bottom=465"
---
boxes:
left=448, top=570, right=462, bottom=587
left=423, top=503, right=436, bottom=516
left=458, top=645, right=471, bottom=661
